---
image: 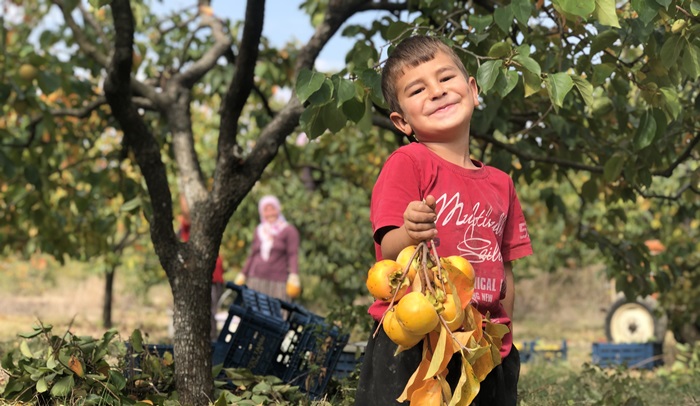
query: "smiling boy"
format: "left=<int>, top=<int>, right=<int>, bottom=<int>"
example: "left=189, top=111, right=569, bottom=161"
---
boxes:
left=355, top=35, right=533, bottom=406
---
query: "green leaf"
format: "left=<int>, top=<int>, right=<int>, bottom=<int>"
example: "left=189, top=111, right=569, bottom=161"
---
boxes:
left=476, top=60, right=503, bottom=94
left=468, top=14, right=493, bottom=33
left=633, top=111, right=657, bottom=151
left=631, top=0, right=659, bottom=25
left=545, top=72, right=574, bottom=108
left=581, top=178, right=599, bottom=201
left=502, top=70, right=519, bottom=97
left=655, top=0, right=672, bottom=9
left=660, top=35, right=684, bottom=68
left=20, top=341, right=33, bottom=358
left=299, top=105, right=326, bottom=138
left=36, top=377, right=48, bottom=393
left=385, top=20, right=413, bottom=42
left=523, top=70, right=541, bottom=97
left=571, top=75, right=594, bottom=107
left=307, top=79, right=333, bottom=105
left=129, top=330, right=144, bottom=353
left=109, top=370, right=127, bottom=391
left=64, top=0, right=80, bottom=12
left=50, top=375, right=74, bottom=397
left=320, top=103, right=347, bottom=134
left=682, top=43, right=700, bottom=79
left=37, top=71, right=62, bottom=95
left=603, top=154, right=625, bottom=182
left=512, top=54, right=541, bottom=76
left=295, top=69, right=326, bottom=103
left=341, top=96, right=366, bottom=123
left=512, top=0, right=533, bottom=24
left=591, top=63, right=616, bottom=86
left=359, top=68, right=385, bottom=107
left=659, top=87, right=682, bottom=119
left=120, top=197, right=141, bottom=212
left=494, top=5, right=514, bottom=33
left=691, top=0, right=700, bottom=15
left=555, top=0, right=595, bottom=17
left=334, top=76, right=356, bottom=107
left=488, top=42, right=511, bottom=58
left=590, top=30, right=619, bottom=55
left=594, top=0, right=621, bottom=27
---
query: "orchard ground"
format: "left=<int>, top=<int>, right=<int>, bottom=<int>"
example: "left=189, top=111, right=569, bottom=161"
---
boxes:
left=0, top=253, right=687, bottom=400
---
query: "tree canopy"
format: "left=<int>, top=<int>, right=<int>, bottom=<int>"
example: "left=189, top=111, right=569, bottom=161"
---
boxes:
left=1, top=0, right=698, bottom=403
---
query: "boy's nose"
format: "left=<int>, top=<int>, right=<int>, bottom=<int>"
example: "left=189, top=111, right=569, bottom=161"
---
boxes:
left=429, top=84, right=446, bottom=99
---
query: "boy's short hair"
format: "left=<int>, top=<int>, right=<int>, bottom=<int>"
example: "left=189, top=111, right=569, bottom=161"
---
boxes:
left=381, top=35, right=470, bottom=115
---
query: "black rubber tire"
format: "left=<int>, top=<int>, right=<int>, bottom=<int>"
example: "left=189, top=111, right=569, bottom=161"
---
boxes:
left=605, top=297, right=667, bottom=344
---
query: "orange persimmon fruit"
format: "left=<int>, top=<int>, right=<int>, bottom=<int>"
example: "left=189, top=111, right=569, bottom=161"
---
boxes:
left=366, top=259, right=409, bottom=301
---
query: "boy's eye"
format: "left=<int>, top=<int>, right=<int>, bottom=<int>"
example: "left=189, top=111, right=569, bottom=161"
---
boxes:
left=409, top=87, right=424, bottom=96
left=440, top=76, right=454, bottom=82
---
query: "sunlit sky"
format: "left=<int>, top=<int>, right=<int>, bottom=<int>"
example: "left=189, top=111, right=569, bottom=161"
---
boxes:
left=158, top=0, right=384, bottom=71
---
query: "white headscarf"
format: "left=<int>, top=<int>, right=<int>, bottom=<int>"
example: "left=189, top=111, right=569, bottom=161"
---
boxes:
left=256, top=195, right=288, bottom=261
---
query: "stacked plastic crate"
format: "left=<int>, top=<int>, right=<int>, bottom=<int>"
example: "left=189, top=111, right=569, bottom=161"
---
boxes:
left=212, top=282, right=348, bottom=398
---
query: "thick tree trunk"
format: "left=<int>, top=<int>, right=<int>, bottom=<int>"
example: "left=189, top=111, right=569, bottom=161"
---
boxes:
left=171, top=261, right=214, bottom=406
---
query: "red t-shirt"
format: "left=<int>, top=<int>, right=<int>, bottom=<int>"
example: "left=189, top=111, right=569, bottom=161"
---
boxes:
left=369, top=142, right=533, bottom=358
left=179, top=220, right=225, bottom=283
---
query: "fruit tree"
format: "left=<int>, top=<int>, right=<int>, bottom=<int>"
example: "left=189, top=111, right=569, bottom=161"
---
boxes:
left=1, top=0, right=698, bottom=404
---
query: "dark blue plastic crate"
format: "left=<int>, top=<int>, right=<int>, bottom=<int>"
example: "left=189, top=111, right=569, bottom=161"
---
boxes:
left=332, top=342, right=366, bottom=380
left=213, top=283, right=349, bottom=399
left=212, top=283, right=289, bottom=375
left=269, top=301, right=349, bottom=399
left=591, top=342, right=663, bottom=369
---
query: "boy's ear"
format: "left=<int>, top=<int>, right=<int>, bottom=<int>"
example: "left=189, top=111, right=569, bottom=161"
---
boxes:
left=389, top=112, right=413, bottom=136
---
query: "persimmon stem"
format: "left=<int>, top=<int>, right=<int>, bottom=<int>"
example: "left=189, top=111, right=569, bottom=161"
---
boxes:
left=429, top=241, right=448, bottom=293
left=437, top=312, right=471, bottom=354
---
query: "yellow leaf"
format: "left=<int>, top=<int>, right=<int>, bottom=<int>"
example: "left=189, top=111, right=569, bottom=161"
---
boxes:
left=398, top=342, right=433, bottom=402
left=485, top=319, right=510, bottom=341
left=471, top=337, right=497, bottom=381
left=410, top=378, right=443, bottom=406
left=426, top=327, right=449, bottom=378
left=449, top=354, right=481, bottom=406
left=463, top=305, right=484, bottom=343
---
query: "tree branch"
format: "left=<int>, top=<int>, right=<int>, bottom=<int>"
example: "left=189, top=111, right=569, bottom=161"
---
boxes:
left=1, top=98, right=109, bottom=148
left=652, top=130, right=700, bottom=178
left=104, top=0, right=178, bottom=269
left=174, top=4, right=232, bottom=89
left=217, top=0, right=265, bottom=155
left=51, top=0, right=110, bottom=67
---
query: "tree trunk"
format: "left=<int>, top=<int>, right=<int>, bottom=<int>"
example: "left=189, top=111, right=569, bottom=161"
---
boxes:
left=171, top=263, right=214, bottom=405
left=103, top=266, right=116, bottom=328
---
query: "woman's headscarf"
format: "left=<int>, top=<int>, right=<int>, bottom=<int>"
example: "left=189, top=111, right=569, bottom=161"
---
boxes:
left=256, top=195, right=288, bottom=261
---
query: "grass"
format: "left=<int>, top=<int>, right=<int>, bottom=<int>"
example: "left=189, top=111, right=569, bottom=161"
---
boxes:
left=518, top=360, right=700, bottom=405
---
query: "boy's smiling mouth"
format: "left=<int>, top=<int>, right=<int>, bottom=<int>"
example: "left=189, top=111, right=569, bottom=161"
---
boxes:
left=429, top=102, right=456, bottom=115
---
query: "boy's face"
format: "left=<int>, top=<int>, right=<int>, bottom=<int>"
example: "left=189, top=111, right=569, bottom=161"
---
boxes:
left=389, top=51, right=479, bottom=142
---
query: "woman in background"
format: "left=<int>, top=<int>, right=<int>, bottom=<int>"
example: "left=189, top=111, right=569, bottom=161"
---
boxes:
left=235, top=195, right=301, bottom=301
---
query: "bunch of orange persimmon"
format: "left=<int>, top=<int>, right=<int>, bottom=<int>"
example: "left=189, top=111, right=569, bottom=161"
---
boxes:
left=366, top=242, right=476, bottom=349
left=366, top=241, right=506, bottom=405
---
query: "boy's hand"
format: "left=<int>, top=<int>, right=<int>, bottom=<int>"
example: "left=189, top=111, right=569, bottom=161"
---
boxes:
left=403, top=195, right=437, bottom=242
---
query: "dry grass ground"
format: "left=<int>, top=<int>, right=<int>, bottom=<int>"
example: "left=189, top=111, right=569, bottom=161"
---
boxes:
left=0, top=257, right=678, bottom=369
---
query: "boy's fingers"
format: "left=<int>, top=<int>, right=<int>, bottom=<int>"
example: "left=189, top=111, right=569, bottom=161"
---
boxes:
left=424, top=195, right=436, bottom=209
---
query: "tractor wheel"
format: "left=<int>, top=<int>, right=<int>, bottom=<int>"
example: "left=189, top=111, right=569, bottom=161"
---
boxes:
left=605, top=297, right=667, bottom=343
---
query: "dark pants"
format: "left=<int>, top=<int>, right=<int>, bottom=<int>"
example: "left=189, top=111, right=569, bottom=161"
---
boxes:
left=355, top=323, right=520, bottom=406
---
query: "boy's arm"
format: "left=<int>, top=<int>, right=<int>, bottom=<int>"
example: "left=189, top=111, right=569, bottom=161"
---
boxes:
left=380, top=195, right=438, bottom=260
left=502, top=261, right=515, bottom=322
